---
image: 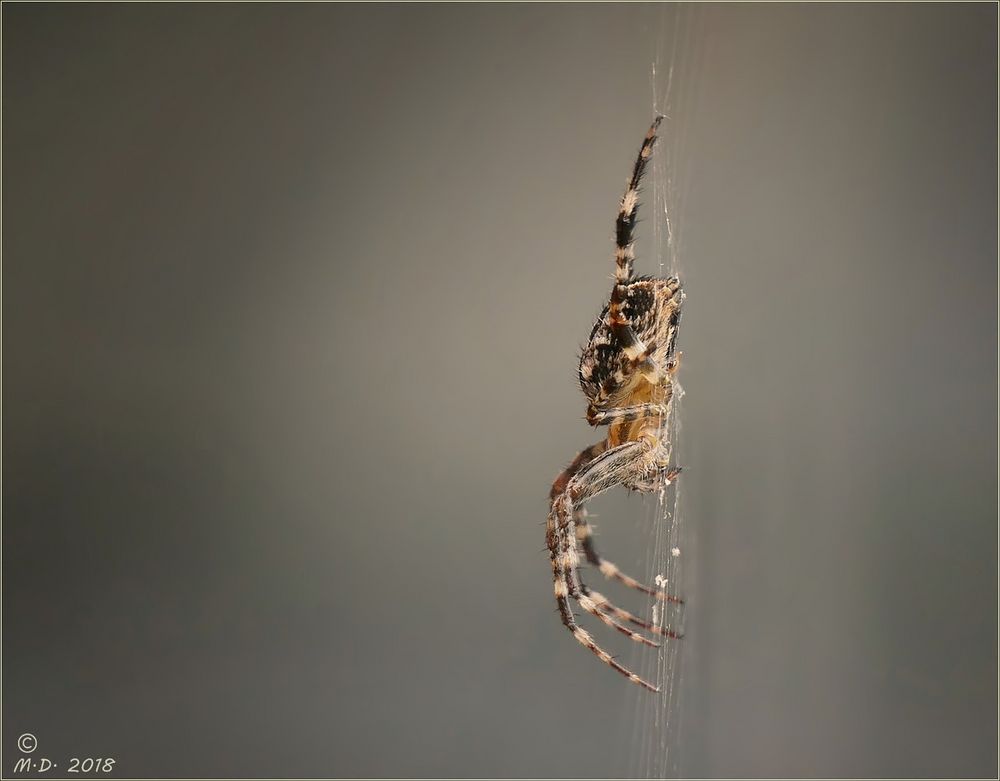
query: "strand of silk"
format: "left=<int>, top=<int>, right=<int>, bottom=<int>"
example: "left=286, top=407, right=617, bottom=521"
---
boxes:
left=626, top=5, right=708, bottom=778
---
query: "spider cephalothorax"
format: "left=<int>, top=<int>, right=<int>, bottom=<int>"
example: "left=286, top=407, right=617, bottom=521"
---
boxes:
left=547, top=117, right=684, bottom=692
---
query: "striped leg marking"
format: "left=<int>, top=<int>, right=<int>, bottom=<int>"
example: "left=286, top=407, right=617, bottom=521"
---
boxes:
left=548, top=476, right=660, bottom=692
left=575, top=509, right=685, bottom=605
left=557, top=510, right=661, bottom=647
left=612, top=115, right=663, bottom=284
left=581, top=585, right=682, bottom=640
left=607, top=116, right=664, bottom=371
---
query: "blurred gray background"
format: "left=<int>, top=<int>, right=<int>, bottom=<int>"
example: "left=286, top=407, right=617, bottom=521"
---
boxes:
left=3, top=3, right=996, bottom=778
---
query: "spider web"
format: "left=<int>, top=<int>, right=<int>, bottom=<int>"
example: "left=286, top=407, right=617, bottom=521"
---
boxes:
left=623, top=6, right=708, bottom=778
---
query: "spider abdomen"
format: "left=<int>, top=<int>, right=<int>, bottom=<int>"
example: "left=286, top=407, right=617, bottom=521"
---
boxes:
left=578, top=276, right=683, bottom=408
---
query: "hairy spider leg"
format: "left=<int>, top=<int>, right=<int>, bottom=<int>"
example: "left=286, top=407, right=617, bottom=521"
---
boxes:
left=608, top=115, right=664, bottom=377
left=572, top=411, right=686, bottom=607
left=549, top=440, right=607, bottom=501
left=548, top=441, right=672, bottom=692
left=549, top=445, right=663, bottom=649
left=551, top=439, right=681, bottom=620
left=612, top=115, right=662, bottom=285
left=578, top=585, right=682, bottom=639
left=549, top=497, right=661, bottom=650
left=551, top=440, right=678, bottom=607
left=574, top=506, right=684, bottom=607
left=587, top=400, right=671, bottom=426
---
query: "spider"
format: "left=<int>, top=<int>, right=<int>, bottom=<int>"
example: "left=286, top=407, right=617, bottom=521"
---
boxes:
left=547, top=116, right=684, bottom=693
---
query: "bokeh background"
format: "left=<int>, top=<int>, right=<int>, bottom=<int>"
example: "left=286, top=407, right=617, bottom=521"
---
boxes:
left=3, top=3, right=997, bottom=778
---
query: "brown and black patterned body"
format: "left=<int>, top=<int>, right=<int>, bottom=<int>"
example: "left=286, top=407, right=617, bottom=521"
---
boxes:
left=580, top=277, right=682, bottom=404
left=546, top=116, right=685, bottom=693
left=580, top=276, right=683, bottom=464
